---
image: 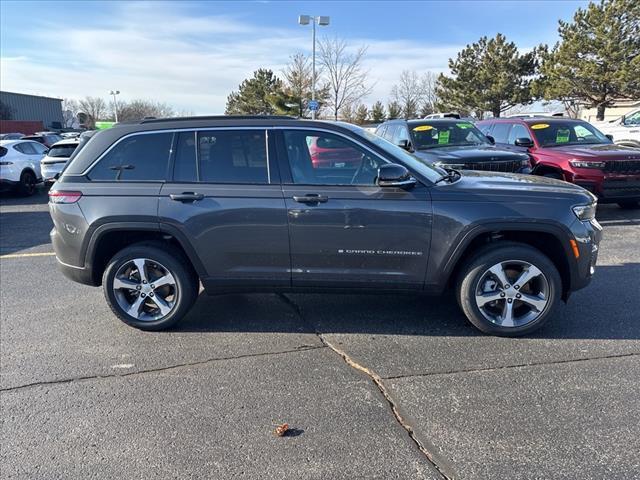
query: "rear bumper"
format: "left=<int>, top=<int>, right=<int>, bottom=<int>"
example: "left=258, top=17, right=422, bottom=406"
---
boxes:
left=55, top=256, right=97, bottom=286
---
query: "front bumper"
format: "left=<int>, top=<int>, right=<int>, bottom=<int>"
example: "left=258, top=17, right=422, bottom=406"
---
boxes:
left=569, top=217, right=603, bottom=292
left=571, top=171, right=640, bottom=202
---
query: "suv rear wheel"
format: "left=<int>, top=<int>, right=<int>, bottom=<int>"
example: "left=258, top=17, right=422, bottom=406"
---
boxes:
left=102, top=243, right=198, bottom=330
left=456, top=243, right=561, bottom=336
left=19, top=170, right=36, bottom=196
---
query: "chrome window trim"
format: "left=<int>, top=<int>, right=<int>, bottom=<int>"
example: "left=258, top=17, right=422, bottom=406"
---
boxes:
left=80, top=126, right=273, bottom=178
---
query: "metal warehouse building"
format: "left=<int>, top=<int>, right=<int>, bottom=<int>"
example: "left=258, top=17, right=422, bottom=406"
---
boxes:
left=0, top=91, right=64, bottom=129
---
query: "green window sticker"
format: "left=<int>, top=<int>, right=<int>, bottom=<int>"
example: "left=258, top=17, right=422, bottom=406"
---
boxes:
left=438, top=130, right=450, bottom=144
left=456, top=123, right=472, bottom=129
left=556, top=129, right=570, bottom=143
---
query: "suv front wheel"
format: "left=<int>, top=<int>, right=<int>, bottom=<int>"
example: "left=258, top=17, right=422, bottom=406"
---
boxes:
left=456, top=243, right=561, bottom=336
left=102, top=243, right=199, bottom=330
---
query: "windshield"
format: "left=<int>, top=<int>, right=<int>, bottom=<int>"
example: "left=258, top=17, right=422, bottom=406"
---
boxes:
left=337, top=122, right=445, bottom=182
left=47, top=144, right=78, bottom=158
left=623, top=110, right=640, bottom=126
left=409, top=121, right=489, bottom=150
left=529, top=121, right=612, bottom=147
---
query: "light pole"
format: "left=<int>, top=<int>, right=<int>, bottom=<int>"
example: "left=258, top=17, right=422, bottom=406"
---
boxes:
left=110, top=90, right=120, bottom=123
left=298, top=15, right=330, bottom=120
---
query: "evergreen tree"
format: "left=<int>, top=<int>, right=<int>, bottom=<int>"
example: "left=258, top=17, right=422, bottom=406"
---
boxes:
left=225, top=69, right=293, bottom=115
left=354, top=104, right=369, bottom=125
left=370, top=101, right=386, bottom=122
left=387, top=101, right=402, bottom=119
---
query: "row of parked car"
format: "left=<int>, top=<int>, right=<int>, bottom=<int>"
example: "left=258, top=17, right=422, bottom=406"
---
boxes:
left=372, top=114, right=640, bottom=209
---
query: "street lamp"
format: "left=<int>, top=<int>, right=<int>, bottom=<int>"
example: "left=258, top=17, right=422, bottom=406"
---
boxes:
left=298, top=14, right=330, bottom=120
left=109, top=90, right=120, bottom=123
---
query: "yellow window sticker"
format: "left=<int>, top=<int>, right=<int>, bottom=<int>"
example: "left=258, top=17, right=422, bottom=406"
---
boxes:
left=438, top=130, right=450, bottom=144
left=556, top=129, right=570, bottom=143
left=413, top=125, right=433, bottom=131
left=531, top=123, right=549, bottom=130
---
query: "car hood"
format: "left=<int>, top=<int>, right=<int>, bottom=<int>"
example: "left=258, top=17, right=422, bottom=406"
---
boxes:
left=413, top=145, right=528, bottom=163
left=430, top=170, right=595, bottom=204
left=540, top=143, right=640, bottom=161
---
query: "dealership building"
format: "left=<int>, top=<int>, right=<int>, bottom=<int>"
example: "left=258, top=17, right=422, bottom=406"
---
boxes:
left=0, top=90, right=64, bottom=132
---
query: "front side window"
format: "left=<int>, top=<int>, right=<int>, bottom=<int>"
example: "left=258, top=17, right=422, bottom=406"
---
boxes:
left=89, top=132, right=173, bottom=181
left=490, top=123, right=511, bottom=144
left=507, top=124, right=531, bottom=144
left=529, top=122, right=611, bottom=147
left=283, top=130, right=386, bottom=186
left=393, top=126, right=410, bottom=145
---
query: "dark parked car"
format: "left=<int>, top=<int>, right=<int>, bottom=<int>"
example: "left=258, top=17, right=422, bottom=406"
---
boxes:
left=477, top=117, right=640, bottom=209
left=50, top=116, right=601, bottom=336
left=22, top=133, right=63, bottom=148
left=375, top=119, right=531, bottom=173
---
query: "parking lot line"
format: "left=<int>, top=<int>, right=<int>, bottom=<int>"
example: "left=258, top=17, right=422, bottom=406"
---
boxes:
left=0, top=252, right=56, bottom=260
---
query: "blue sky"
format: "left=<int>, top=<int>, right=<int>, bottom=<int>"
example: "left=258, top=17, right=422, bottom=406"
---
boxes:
left=0, top=0, right=586, bottom=114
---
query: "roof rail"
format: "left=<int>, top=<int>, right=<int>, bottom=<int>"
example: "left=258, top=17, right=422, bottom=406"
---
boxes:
left=140, top=115, right=297, bottom=124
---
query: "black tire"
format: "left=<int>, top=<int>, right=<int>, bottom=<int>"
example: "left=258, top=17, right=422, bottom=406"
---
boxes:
left=18, top=170, right=36, bottom=196
left=456, top=242, right=562, bottom=336
left=617, top=200, right=640, bottom=209
left=102, top=243, right=199, bottom=331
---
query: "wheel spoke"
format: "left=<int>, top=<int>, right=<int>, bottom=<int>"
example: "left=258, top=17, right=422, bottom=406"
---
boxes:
left=113, top=277, right=140, bottom=291
left=153, top=274, right=175, bottom=289
left=513, top=265, right=542, bottom=289
left=475, top=291, right=503, bottom=307
left=488, top=263, right=510, bottom=288
left=126, top=295, right=145, bottom=318
left=500, top=301, right=515, bottom=327
left=132, top=259, right=148, bottom=283
left=150, top=295, right=172, bottom=316
left=519, top=293, right=547, bottom=312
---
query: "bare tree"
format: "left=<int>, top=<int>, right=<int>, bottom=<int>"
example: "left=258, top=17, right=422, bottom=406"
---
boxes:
left=282, top=53, right=329, bottom=118
left=62, top=98, right=79, bottom=128
left=318, top=37, right=373, bottom=121
left=391, top=70, right=439, bottom=119
left=117, top=99, right=176, bottom=121
left=78, top=96, right=107, bottom=127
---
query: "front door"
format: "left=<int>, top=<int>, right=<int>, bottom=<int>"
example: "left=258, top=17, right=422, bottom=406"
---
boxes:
left=277, top=128, right=432, bottom=289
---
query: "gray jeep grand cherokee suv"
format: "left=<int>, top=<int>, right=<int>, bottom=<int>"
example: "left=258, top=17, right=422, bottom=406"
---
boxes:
left=49, top=116, right=602, bottom=336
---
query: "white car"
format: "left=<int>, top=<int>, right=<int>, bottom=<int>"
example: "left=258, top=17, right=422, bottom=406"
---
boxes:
left=0, top=140, right=46, bottom=195
left=593, top=109, right=640, bottom=148
left=41, top=138, right=80, bottom=184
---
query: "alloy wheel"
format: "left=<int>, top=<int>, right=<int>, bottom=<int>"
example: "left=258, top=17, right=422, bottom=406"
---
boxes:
left=112, top=258, right=178, bottom=321
left=474, top=260, right=550, bottom=328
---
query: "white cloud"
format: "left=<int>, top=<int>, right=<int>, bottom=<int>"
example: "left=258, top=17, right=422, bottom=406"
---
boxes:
left=0, top=2, right=461, bottom=114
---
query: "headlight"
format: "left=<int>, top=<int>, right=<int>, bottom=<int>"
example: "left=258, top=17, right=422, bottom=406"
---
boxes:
left=569, top=160, right=605, bottom=169
left=573, top=203, right=597, bottom=221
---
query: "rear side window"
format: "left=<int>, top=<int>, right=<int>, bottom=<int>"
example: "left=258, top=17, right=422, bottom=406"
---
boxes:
left=14, top=142, right=37, bottom=154
left=89, top=132, right=172, bottom=181
left=491, top=123, right=511, bottom=143
left=172, top=130, right=268, bottom=184
left=0, top=146, right=7, bottom=157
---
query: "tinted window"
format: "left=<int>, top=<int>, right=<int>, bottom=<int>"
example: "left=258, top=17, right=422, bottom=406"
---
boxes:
left=173, top=131, right=198, bottom=182
left=409, top=121, right=488, bottom=150
left=89, top=132, right=172, bottom=181
left=623, top=111, right=640, bottom=126
left=491, top=123, right=511, bottom=143
left=283, top=130, right=385, bottom=186
left=393, top=126, right=410, bottom=144
left=198, top=130, right=268, bottom=184
left=383, top=125, right=397, bottom=141
left=31, top=142, right=48, bottom=154
left=14, top=142, right=37, bottom=154
left=507, top=124, right=531, bottom=144
left=528, top=121, right=611, bottom=147
left=47, top=144, right=78, bottom=158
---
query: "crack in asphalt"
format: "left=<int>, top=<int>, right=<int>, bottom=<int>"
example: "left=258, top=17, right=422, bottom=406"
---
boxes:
left=277, top=293, right=454, bottom=480
left=382, top=352, right=640, bottom=381
left=0, top=345, right=325, bottom=393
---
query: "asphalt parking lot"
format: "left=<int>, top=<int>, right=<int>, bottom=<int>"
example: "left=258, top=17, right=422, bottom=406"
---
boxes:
left=1, top=189, right=639, bottom=480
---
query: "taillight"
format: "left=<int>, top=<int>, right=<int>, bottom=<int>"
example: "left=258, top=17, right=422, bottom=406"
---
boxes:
left=49, top=190, right=82, bottom=204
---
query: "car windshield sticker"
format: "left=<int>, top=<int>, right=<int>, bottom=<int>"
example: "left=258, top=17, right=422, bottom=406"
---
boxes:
left=531, top=123, right=549, bottom=130
left=413, top=125, right=433, bottom=131
left=556, top=129, right=571, bottom=143
left=456, top=123, right=473, bottom=129
left=438, top=130, right=450, bottom=144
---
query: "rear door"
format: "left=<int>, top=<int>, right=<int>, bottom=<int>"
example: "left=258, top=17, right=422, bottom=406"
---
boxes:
left=158, top=128, right=290, bottom=288
left=277, top=128, right=431, bottom=289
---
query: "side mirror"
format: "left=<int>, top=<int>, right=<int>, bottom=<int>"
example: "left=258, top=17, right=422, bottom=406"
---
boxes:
left=377, top=164, right=416, bottom=188
left=486, top=135, right=495, bottom=145
left=396, top=139, right=411, bottom=151
left=605, top=134, right=614, bottom=141
left=515, top=137, right=534, bottom=148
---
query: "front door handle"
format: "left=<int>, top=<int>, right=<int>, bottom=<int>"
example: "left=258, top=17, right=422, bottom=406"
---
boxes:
left=293, top=194, right=329, bottom=204
left=169, top=192, right=204, bottom=202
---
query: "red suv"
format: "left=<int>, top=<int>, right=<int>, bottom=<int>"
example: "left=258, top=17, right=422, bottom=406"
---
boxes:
left=477, top=117, right=640, bottom=209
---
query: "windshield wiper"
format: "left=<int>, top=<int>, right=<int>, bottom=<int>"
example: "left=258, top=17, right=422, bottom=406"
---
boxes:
left=435, top=168, right=461, bottom=184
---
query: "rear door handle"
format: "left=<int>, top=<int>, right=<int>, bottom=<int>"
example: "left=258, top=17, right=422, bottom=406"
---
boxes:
left=293, top=194, right=329, bottom=204
left=169, top=192, right=204, bottom=202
